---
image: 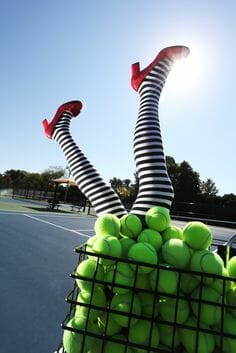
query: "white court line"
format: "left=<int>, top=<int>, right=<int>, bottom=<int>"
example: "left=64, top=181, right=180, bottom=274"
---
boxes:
left=71, top=229, right=94, bottom=232
left=23, top=214, right=90, bottom=238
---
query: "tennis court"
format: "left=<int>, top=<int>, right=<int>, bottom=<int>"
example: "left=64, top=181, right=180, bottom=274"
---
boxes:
left=0, top=206, right=96, bottom=353
left=0, top=198, right=235, bottom=353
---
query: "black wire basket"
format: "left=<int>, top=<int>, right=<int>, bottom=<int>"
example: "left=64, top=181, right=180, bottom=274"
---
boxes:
left=56, top=236, right=236, bottom=353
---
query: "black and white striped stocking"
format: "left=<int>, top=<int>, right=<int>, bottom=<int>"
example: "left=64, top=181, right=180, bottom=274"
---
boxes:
left=52, top=113, right=127, bottom=217
left=130, top=58, right=175, bottom=217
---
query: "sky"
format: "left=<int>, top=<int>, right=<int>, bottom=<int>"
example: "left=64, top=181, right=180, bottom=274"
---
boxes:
left=1, top=0, right=236, bottom=196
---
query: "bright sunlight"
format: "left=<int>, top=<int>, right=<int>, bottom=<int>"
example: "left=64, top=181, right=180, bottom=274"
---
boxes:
left=165, top=46, right=204, bottom=94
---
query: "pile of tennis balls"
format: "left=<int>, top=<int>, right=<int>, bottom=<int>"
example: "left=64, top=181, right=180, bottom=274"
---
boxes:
left=63, top=206, right=236, bottom=353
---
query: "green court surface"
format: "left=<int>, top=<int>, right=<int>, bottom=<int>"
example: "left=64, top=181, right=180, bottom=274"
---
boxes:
left=0, top=197, right=79, bottom=214
left=0, top=200, right=45, bottom=213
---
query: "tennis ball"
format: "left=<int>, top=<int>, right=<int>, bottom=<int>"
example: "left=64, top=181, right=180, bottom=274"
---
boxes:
left=97, top=312, right=122, bottom=336
left=190, top=249, right=224, bottom=284
left=103, top=335, right=135, bottom=353
left=105, top=262, right=134, bottom=294
left=86, top=235, right=99, bottom=258
left=87, top=338, right=104, bottom=353
left=86, top=235, right=99, bottom=249
left=162, top=225, right=183, bottom=242
left=128, top=319, right=159, bottom=353
left=137, top=292, right=158, bottom=318
left=191, top=285, right=222, bottom=326
left=145, top=206, right=170, bottom=232
left=92, top=235, right=122, bottom=265
left=75, top=287, right=106, bottom=322
left=162, top=238, right=191, bottom=269
left=94, top=213, right=120, bottom=237
left=158, top=322, right=180, bottom=349
left=119, top=238, right=136, bottom=258
left=63, top=315, right=94, bottom=353
left=183, top=221, right=212, bottom=250
left=179, top=316, right=215, bottom=353
left=227, top=256, right=236, bottom=277
left=149, top=263, right=179, bottom=294
left=226, top=286, right=236, bottom=317
left=128, top=242, right=158, bottom=274
left=75, top=258, right=104, bottom=291
left=179, top=272, right=200, bottom=295
left=120, top=214, right=142, bottom=239
left=110, top=292, right=141, bottom=327
left=135, top=273, right=151, bottom=291
left=137, top=228, right=163, bottom=252
left=210, top=267, right=233, bottom=295
left=215, top=312, right=236, bottom=353
left=158, top=295, right=190, bottom=324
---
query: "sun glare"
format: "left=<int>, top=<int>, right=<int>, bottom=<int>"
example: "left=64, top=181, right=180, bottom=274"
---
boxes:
left=165, top=47, right=203, bottom=94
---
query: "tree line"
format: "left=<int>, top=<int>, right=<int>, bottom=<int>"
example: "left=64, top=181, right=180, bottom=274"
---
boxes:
left=109, top=156, right=236, bottom=221
left=110, top=156, right=235, bottom=202
left=0, top=166, right=86, bottom=204
left=0, top=166, right=65, bottom=192
left=1, top=157, right=235, bottom=220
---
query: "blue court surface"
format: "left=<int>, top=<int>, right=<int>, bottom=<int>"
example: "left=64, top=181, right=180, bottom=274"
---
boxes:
left=0, top=205, right=235, bottom=353
left=0, top=210, right=96, bottom=353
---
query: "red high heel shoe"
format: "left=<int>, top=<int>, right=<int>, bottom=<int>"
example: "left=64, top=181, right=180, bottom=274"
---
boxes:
left=42, top=100, right=83, bottom=139
left=131, top=45, right=190, bottom=91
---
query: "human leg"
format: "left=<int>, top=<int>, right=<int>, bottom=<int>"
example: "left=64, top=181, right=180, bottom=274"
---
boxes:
left=130, top=46, right=190, bottom=217
left=43, top=101, right=127, bottom=217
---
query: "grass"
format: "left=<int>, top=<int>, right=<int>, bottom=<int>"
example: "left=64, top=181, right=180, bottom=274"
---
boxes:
left=0, top=197, right=96, bottom=216
left=0, top=199, right=72, bottom=214
left=0, top=201, right=48, bottom=213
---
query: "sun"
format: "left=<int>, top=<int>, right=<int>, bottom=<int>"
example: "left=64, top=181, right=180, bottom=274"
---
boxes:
left=164, top=47, right=203, bottom=94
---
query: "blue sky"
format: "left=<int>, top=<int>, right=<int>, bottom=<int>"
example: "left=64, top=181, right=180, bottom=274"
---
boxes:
left=1, top=0, right=236, bottom=196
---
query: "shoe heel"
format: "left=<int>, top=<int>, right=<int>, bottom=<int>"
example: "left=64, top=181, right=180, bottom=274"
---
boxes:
left=42, top=119, right=52, bottom=139
left=131, top=46, right=190, bottom=91
left=42, top=119, right=49, bottom=130
left=42, top=100, right=82, bottom=139
left=131, top=62, right=140, bottom=77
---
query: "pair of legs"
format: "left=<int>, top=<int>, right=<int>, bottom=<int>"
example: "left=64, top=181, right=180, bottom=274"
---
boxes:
left=43, top=46, right=189, bottom=220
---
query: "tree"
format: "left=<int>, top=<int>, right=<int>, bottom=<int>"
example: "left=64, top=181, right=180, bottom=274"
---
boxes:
left=109, top=177, right=137, bottom=208
left=110, top=177, right=123, bottom=191
left=166, top=156, right=179, bottom=192
left=130, top=171, right=139, bottom=201
left=3, top=169, right=28, bottom=188
left=39, top=166, right=65, bottom=191
left=110, top=177, right=131, bottom=198
left=23, top=173, right=42, bottom=190
left=0, top=173, right=11, bottom=188
left=174, top=161, right=201, bottom=201
left=221, top=193, right=236, bottom=206
left=123, top=179, right=131, bottom=189
left=200, top=178, right=218, bottom=197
